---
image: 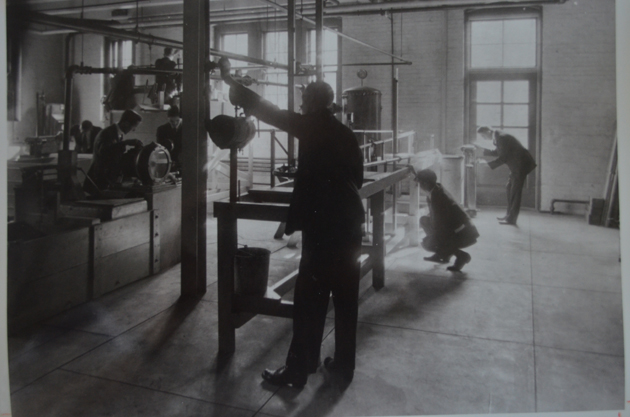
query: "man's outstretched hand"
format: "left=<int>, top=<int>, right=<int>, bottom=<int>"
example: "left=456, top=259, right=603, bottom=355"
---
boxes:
left=218, top=57, right=232, bottom=82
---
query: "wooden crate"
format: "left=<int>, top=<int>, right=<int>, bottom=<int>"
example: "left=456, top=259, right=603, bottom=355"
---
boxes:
left=8, top=227, right=91, bottom=332
left=92, top=210, right=159, bottom=297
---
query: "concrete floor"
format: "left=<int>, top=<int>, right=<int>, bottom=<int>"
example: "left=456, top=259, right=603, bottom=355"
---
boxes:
left=7, top=207, right=625, bottom=417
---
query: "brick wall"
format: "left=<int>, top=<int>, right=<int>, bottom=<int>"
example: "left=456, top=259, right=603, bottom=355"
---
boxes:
left=341, top=1, right=616, bottom=211
left=540, top=0, right=617, bottom=211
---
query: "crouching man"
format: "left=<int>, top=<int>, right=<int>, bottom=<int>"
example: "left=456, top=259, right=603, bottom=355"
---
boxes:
left=416, top=169, right=479, bottom=272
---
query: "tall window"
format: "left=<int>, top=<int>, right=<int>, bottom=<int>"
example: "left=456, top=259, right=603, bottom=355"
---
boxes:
left=466, top=8, right=541, bottom=206
left=467, top=12, right=539, bottom=147
left=108, top=39, right=134, bottom=69
left=264, top=31, right=288, bottom=108
left=307, top=29, right=339, bottom=88
left=220, top=33, right=249, bottom=94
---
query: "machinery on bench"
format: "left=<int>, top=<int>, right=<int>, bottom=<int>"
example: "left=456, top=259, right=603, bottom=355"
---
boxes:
left=7, top=65, right=184, bottom=333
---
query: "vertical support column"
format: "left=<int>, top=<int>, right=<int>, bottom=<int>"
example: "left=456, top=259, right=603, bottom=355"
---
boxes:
left=181, top=0, right=209, bottom=297
left=287, top=0, right=296, bottom=166
left=315, top=0, right=323, bottom=82
left=371, top=190, right=385, bottom=290
left=217, top=205, right=238, bottom=353
left=408, top=179, right=420, bottom=247
left=391, top=67, right=399, bottom=230
left=229, top=148, right=237, bottom=203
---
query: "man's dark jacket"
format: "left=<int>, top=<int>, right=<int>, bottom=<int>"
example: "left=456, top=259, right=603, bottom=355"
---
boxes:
left=79, top=126, right=102, bottom=154
left=244, top=98, right=365, bottom=246
left=156, top=122, right=182, bottom=163
left=484, top=131, right=536, bottom=175
left=84, top=124, right=127, bottom=194
left=427, top=183, right=479, bottom=249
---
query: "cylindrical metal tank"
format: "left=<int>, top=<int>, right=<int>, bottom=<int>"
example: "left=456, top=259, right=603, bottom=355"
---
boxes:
left=342, top=86, right=382, bottom=133
left=342, top=86, right=382, bottom=164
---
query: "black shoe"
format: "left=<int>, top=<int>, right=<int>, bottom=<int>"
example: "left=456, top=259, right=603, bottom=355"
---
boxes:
left=447, top=252, right=471, bottom=272
left=261, top=365, right=307, bottom=388
left=323, top=357, right=354, bottom=382
left=423, top=254, right=450, bottom=264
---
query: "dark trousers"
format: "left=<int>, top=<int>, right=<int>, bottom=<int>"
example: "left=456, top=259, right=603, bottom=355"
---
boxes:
left=285, top=228, right=362, bottom=376
left=505, top=172, right=527, bottom=223
left=419, top=216, right=465, bottom=259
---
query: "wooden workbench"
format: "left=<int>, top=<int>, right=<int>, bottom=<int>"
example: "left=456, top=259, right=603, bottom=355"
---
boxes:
left=214, top=166, right=413, bottom=353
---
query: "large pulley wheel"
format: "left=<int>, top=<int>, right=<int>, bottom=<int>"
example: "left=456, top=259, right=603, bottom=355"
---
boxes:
left=135, top=142, right=172, bottom=185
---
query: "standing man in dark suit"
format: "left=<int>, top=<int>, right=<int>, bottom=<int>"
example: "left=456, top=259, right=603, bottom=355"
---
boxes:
left=416, top=169, right=479, bottom=271
left=476, top=126, right=537, bottom=226
left=219, top=57, right=364, bottom=387
left=156, top=105, right=182, bottom=169
left=83, top=110, right=143, bottom=196
left=79, top=120, right=102, bottom=154
left=154, top=47, right=180, bottom=102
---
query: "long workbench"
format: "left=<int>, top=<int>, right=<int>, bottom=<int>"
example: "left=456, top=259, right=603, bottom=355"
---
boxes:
left=214, top=167, right=413, bottom=353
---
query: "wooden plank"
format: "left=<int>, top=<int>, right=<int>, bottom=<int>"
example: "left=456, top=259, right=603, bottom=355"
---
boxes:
left=245, top=188, right=293, bottom=204
left=7, top=263, right=90, bottom=333
left=359, top=167, right=413, bottom=199
left=217, top=207, right=238, bottom=353
left=233, top=294, right=293, bottom=318
left=371, top=190, right=385, bottom=290
left=63, top=198, right=148, bottom=220
left=147, top=185, right=182, bottom=270
left=93, top=242, right=151, bottom=298
left=9, top=228, right=90, bottom=283
left=214, top=201, right=289, bottom=222
left=94, top=211, right=152, bottom=258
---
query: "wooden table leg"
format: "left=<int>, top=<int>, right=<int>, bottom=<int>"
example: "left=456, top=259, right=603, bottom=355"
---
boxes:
left=371, top=190, right=385, bottom=290
left=217, top=208, right=237, bottom=354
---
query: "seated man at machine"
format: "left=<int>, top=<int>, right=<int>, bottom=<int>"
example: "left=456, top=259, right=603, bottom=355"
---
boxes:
left=83, top=109, right=143, bottom=196
left=156, top=105, right=182, bottom=170
left=78, top=120, right=102, bottom=154
left=219, top=57, right=365, bottom=387
left=416, top=168, right=479, bottom=272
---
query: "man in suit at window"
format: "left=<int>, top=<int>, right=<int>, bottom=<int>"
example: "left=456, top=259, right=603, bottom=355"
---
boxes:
left=83, top=110, right=143, bottom=196
left=476, top=126, right=537, bottom=225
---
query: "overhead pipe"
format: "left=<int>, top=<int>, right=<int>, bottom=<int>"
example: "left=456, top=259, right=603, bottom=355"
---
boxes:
left=324, top=0, right=566, bottom=15
left=256, top=0, right=412, bottom=64
left=23, top=11, right=289, bottom=70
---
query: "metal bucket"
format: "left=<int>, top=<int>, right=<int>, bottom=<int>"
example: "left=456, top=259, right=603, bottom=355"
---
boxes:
left=234, top=246, right=270, bottom=296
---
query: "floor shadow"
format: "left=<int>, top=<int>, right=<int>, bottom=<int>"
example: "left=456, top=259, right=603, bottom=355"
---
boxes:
left=148, top=295, right=202, bottom=355
left=269, top=370, right=352, bottom=417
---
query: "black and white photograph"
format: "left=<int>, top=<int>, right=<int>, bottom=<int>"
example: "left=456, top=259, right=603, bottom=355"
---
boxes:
left=0, top=0, right=628, bottom=416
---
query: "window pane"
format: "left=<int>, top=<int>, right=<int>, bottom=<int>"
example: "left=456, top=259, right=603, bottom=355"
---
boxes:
left=503, top=104, right=529, bottom=127
left=477, top=104, right=502, bottom=127
left=503, top=19, right=536, bottom=45
left=502, top=128, right=529, bottom=148
left=503, top=81, right=529, bottom=103
left=471, top=44, right=503, bottom=68
left=265, top=32, right=288, bottom=108
left=476, top=81, right=501, bottom=103
left=223, top=33, right=248, bottom=67
left=471, top=21, right=503, bottom=45
left=503, top=42, right=536, bottom=67
left=121, top=41, right=133, bottom=68
left=470, top=18, right=536, bottom=69
left=265, top=31, right=288, bottom=65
